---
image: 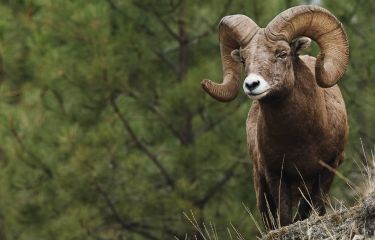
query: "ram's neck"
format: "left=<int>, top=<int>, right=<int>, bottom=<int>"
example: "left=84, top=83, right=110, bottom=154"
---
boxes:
left=258, top=58, right=328, bottom=142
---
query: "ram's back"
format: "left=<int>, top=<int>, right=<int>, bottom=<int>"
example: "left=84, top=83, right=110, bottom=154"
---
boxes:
left=300, top=55, right=348, bottom=153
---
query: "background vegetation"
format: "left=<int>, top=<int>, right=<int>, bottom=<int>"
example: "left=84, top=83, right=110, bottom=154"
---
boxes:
left=0, top=0, right=373, bottom=239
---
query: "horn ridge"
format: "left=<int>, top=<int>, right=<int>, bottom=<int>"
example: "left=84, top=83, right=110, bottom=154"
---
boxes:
left=201, top=15, right=259, bottom=102
left=266, top=5, right=349, bottom=88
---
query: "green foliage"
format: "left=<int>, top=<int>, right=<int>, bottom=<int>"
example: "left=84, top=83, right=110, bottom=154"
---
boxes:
left=0, top=0, right=373, bottom=239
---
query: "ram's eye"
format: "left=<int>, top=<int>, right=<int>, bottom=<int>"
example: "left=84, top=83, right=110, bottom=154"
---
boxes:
left=277, top=51, right=287, bottom=59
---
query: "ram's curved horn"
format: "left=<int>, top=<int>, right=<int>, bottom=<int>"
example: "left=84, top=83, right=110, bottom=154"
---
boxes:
left=201, top=15, right=259, bottom=102
left=265, top=5, right=349, bottom=88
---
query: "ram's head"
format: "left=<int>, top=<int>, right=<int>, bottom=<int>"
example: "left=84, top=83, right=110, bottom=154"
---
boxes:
left=201, top=5, right=349, bottom=102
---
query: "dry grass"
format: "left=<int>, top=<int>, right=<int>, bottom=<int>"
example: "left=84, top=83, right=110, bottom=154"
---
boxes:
left=358, top=143, right=375, bottom=196
left=180, top=144, right=375, bottom=240
left=262, top=144, right=375, bottom=240
left=177, top=210, right=248, bottom=240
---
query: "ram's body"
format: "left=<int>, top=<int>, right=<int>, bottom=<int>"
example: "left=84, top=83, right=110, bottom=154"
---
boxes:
left=201, top=5, right=349, bottom=229
left=248, top=55, right=347, bottom=181
left=247, top=55, right=348, bottom=227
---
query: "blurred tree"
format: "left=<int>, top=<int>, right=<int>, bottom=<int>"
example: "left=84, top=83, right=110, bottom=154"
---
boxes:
left=0, top=0, right=372, bottom=239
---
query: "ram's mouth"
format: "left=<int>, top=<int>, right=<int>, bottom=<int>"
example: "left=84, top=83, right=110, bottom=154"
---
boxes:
left=247, top=90, right=270, bottom=100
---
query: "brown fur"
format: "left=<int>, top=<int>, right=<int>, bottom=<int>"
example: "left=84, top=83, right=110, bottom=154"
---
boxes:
left=201, top=6, right=349, bottom=229
left=245, top=32, right=348, bottom=228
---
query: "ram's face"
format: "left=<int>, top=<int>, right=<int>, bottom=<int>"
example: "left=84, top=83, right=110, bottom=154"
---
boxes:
left=231, top=31, right=311, bottom=101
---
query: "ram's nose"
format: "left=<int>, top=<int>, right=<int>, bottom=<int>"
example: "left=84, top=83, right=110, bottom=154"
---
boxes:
left=245, top=80, right=260, bottom=91
left=243, top=73, right=270, bottom=99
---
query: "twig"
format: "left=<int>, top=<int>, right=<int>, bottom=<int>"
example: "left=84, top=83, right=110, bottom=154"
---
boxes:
left=94, top=180, right=159, bottom=240
left=194, top=162, right=239, bottom=208
left=127, top=91, right=186, bottom=144
left=110, top=92, right=175, bottom=189
left=9, top=119, right=53, bottom=179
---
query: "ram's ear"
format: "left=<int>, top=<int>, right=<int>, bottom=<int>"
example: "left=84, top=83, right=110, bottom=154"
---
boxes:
left=291, top=37, right=311, bottom=55
left=230, top=49, right=242, bottom=63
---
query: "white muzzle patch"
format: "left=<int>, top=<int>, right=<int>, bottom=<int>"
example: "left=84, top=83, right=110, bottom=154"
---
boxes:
left=243, top=73, right=270, bottom=100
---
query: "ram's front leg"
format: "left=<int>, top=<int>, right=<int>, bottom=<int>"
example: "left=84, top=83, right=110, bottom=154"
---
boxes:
left=254, top=170, right=276, bottom=230
left=266, top=173, right=292, bottom=227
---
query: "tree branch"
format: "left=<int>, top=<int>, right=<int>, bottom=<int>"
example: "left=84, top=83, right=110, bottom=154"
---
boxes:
left=40, top=87, right=67, bottom=115
left=152, top=49, right=178, bottom=73
left=199, top=98, right=245, bottom=134
left=194, top=162, right=239, bottom=208
left=94, top=180, right=160, bottom=240
left=133, top=1, right=180, bottom=40
left=9, top=119, right=53, bottom=179
left=105, top=0, right=133, bottom=19
left=127, top=91, right=187, bottom=144
left=94, top=181, right=134, bottom=229
left=110, top=93, right=175, bottom=189
left=187, top=0, right=233, bottom=45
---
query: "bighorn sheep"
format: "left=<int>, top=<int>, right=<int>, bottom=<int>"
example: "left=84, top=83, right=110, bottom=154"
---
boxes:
left=201, top=5, right=349, bottom=228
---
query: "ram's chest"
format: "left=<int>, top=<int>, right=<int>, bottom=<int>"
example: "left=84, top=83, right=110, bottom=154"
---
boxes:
left=258, top=137, right=326, bottom=180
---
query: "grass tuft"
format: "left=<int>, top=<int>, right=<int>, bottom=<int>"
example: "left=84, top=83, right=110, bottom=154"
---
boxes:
left=182, top=143, right=375, bottom=239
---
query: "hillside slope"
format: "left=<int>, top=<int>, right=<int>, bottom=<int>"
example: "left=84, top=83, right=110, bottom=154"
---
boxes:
left=262, top=191, right=375, bottom=240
